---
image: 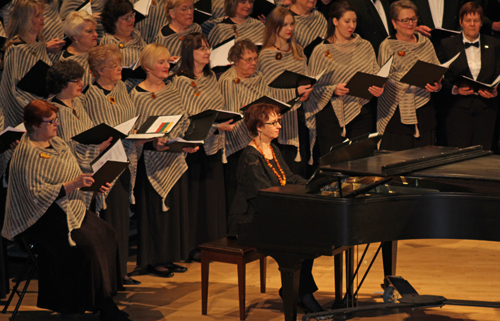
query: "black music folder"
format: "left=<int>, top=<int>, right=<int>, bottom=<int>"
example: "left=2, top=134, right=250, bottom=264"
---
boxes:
left=194, top=0, right=211, bottom=13
left=268, top=69, right=326, bottom=89
left=76, top=0, right=91, bottom=13
left=0, top=126, right=25, bottom=154
left=194, top=8, right=212, bottom=25
left=17, top=60, right=50, bottom=98
left=345, top=55, right=393, bottom=100
left=430, top=28, right=460, bottom=43
left=249, top=0, right=275, bottom=19
left=72, top=123, right=126, bottom=144
left=166, top=137, right=204, bottom=152
left=121, top=60, right=147, bottom=81
left=240, top=95, right=297, bottom=114
left=456, top=75, right=500, bottom=92
left=303, top=37, right=323, bottom=60
left=399, top=53, right=460, bottom=89
left=81, top=160, right=129, bottom=191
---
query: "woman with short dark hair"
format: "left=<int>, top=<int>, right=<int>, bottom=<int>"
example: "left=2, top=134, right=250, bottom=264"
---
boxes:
left=2, top=100, right=126, bottom=321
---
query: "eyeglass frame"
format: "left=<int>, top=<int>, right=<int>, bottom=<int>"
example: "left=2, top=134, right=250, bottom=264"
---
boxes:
left=68, top=78, right=83, bottom=85
left=395, top=16, right=419, bottom=25
left=119, top=12, right=136, bottom=21
left=264, top=120, right=280, bottom=127
left=240, top=57, right=258, bottom=64
left=42, top=117, right=59, bottom=125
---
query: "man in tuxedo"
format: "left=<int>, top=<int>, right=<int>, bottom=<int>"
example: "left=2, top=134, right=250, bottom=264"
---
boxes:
left=348, top=0, right=394, bottom=55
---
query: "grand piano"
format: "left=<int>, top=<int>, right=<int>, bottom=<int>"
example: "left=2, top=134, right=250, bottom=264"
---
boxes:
left=238, top=136, right=500, bottom=321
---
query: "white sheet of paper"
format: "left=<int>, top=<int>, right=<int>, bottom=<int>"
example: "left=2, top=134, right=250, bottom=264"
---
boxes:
left=14, top=123, right=26, bottom=131
left=315, top=69, right=327, bottom=81
left=168, top=137, right=204, bottom=144
left=134, top=0, right=151, bottom=16
left=441, top=52, right=460, bottom=68
left=91, top=140, right=127, bottom=173
left=147, top=115, right=183, bottom=133
left=114, top=116, right=139, bottom=135
left=79, top=1, right=92, bottom=15
left=210, top=39, right=235, bottom=68
left=377, top=55, right=393, bottom=77
left=0, top=126, right=25, bottom=135
left=434, top=27, right=460, bottom=34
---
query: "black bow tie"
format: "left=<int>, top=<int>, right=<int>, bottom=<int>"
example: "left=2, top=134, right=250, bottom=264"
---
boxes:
left=464, top=42, right=480, bottom=49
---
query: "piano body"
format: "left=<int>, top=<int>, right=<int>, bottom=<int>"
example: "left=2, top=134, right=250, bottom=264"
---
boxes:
left=238, top=138, right=500, bottom=321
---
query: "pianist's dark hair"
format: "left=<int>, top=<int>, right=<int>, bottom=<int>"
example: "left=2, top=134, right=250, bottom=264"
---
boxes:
left=459, top=2, right=483, bottom=22
left=244, top=103, right=281, bottom=137
left=326, top=0, right=357, bottom=41
left=175, top=33, right=212, bottom=79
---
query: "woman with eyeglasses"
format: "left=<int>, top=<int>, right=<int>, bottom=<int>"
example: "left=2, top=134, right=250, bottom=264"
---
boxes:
left=1, top=100, right=128, bottom=320
left=60, top=11, right=98, bottom=89
left=81, top=44, right=145, bottom=286
left=207, top=0, right=264, bottom=49
left=288, top=0, right=327, bottom=50
left=438, top=2, right=500, bottom=151
left=377, top=0, right=441, bottom=151
left=228, top=103, right=322, bottom=313
left=172, top=33, right=232, bottom=260
left=257, top=7, right=314, bottom=176
left=305, top=1, right=383, bottom=157
left=154, top=0, right=202, bottom=66
left=100, top=0, right=147, bottom=91
left=131, top=43, right=196, bottom=277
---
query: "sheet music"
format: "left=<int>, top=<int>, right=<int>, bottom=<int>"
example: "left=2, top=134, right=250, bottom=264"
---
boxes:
left=315, top=68, right=327, bottom=81
left=79, top=1, right=92, bottom=15
left=377, top=55, right=393, bottom=77
left=134, top=0, right=151, bottom=16
left=91, top=140, right=128, bottom=173
left=147, top=115, right=182, bottom=133
left=209, top=39, right=235, bottom=68
left=114, top=116, right=139, bottom=135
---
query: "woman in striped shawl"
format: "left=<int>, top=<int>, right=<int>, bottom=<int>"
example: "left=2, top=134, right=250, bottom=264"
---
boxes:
left=1, top=100, right=127, bottom=320
left=134, top=0, right=169, bottom=43
left=0, top=0, right=53, bottom=128
left=257, top=7, right=313, bottom=175
left=60, top=11, right=98, bottom=88
left=172, top=33, right=232, bottom=257
left=47, top=60, right=112, bottom=211
left=131, top=44, right=196, bottom=277
left=377, top=0, right=441, bottom=151
left=60, top=0, right=106, bottom=40
left=305, top=1, right=383, bottom=156
left=154, top=0, right=202, bottom=64
left=100, top=0, right=147, bottom=91
left=207, top=0, right=265, bottom=48
left=288, top=0, right=326, bottom=50
left=81, top=44, right=142, bottom=285
left=0, top=110, right=10, bottom=300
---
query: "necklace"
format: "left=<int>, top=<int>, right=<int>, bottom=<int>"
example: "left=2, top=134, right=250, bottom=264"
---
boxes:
left=273, top=43, right=290, bottom=52
left=252, top=138, right=286, bottom=186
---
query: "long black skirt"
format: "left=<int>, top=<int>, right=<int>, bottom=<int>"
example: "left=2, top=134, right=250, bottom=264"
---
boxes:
left=135, top=155, right=191, bottom=266
left=23, top=206, right=121, bottom=314
left=186, top=149, right=226, bottom=246
left=0, top=180, right=9, bottom=299
left=100, top=168, right=131, bottom=278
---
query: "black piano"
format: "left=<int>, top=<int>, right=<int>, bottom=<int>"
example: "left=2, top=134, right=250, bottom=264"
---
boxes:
left=238, top=137, right=500, bottom=321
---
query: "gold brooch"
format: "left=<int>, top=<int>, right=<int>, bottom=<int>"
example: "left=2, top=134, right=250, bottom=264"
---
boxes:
left=179, top=36, right=184, bottom=41
left=109, top=96, right=116, bottom=104
left=325, top=50, right=332, bottom=61
left=151, top=93, right=156, bottom=99
left=191, top=81, right=200, bottom=96
left=232, top=25, right=239, bottom=37
left=152, top=0, right=157, bottom=4
left=398, top=51, right=405, bottom=56
left=40, top=152, right=51, bottom=159
left=275, top=53, right=282, bottom=60
left=119, top=43, right=125, bottom=48
left=234, top=78, right=240, bottom=84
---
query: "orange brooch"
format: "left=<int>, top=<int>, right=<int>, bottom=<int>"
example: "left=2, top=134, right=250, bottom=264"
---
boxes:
left=152, top=0, right=157, bottom=4
left=40, top=152, right=51, bottom=159
left=398, top=51, right=405, bottom=56
left=325, top=50, right=333, bottom=61
left=232, top=25, right=239, bottom=37
left=191, top=81, right=201, bottom=97
left=275, top=53, right=282, bottom=60
left=234, top=78, right=240, bottom=84
left=179, top=36, right=184, bottom=41
left=109, top=96, right=116, bottom=104
left=151, top=93, right=156, bottom=99
left=119, top=43, right=124, bottom=48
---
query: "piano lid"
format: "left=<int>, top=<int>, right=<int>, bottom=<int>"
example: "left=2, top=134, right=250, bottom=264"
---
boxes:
left=320, top=145, right=490, bottom=177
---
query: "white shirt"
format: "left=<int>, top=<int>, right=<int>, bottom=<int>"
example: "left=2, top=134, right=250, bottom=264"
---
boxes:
left=429, top=0, right=444, bottom=29
left=463, top=35, right=481, bottom=80
left=371, top=0, right=389, bottom=36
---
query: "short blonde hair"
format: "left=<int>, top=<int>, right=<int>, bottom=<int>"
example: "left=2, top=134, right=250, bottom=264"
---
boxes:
left=88, top=44, right=123, bottom=78
left=63, top=11, right=97, bottom=41
left=165, top=0, right=193, bottom=23
left=139, top=43, right=171, bottom=71
left=6, top=0, right=45, bottom=47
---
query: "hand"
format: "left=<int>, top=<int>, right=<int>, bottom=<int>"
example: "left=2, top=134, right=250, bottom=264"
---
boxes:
left=454, top=85, right=475, bottom=96
left=492, top=21, right=500, bottom=32
left=46, top=39, right=66, bottom=54
left=368, top=85, right=384, bottom=97
left=425, top=78, right=442, bottom=92
left=183, top=146, right=199, bottom=153
left=298, top=84, right=313, bottom=101
left=335, top=83, right=349, bottom=96
left=99, top=137, right=113, bottom=152
left=134, top=138, right=155, bottom=147
left=169, top=56, right=179, bottom=62
left=93, top=12, right=101, bottom=20
left=153, top=137, right=169, bottom=151
left=257, top=14, right=266, bottom=24
left=218, top=119, right=236, bottom=132
left=478, top=88, right=497, bottom=99
left=416, top=25, right=432, bottom=37
left=10, top=140, right=19, bottom=150
left=64, top=173, right=94, bottom=193
left=99, top=182, right=111, bottom=194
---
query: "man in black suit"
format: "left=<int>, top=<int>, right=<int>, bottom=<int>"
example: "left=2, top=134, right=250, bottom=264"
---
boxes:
left=437, top=2, right=500, bottom=150
left=348, top=0, right=394, bottom=55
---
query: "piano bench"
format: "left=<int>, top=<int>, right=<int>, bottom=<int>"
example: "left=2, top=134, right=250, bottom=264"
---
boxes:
left=199, top=237, right=267, bottom=320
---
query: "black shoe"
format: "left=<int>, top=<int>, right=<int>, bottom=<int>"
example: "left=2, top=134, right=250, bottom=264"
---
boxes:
left=122, top=277, right=141, bottom=285
left=100, top=298, right=131, bottom=321
left=186, top=249, right=201, bottom=263
left=299, top=293, right=323, bottom=313
left=165, top=262, right=188, bottom=273
left=147, top=265, right=174, bottom=278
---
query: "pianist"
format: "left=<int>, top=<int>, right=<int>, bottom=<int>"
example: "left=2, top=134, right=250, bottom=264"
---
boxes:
left=228, top=103, right=323, bottom=313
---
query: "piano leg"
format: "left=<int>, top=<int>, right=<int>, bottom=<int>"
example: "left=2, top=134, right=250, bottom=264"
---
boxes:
left=345, top=247, right=355, bottom=306
left=382, top=241, right=398, bottom=287
left=333, top=253, right=343, bottom=308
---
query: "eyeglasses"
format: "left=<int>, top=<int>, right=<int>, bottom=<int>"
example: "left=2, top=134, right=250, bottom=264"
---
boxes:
left=42, top=117, right=58, bottom=125
left=396, top=16, right=419, bottom=25
left=120, top=12, right=136, bottom=21
left=238, top=0, right=254, bottom=4
left=177, top=5, right=194, bottom=12
left=264, top=120, right=280, bottom=127
left=241, top=57, right=258, bottom=64
left=68, top=78, right=83, bottom=85
left=196, top=46, right=210, bottom=52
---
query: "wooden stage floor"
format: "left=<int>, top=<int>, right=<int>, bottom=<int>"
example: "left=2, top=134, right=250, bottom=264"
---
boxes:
left=2, top=238, right=500, bottom=321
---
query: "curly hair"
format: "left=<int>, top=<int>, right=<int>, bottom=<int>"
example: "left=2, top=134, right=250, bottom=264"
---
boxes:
left=101, top=0, right=134, bottom=34
left=47, top=60, right=85, bottom=95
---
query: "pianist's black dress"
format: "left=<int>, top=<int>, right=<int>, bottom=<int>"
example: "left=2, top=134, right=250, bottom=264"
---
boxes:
left=229, top=144, right=318, bottom=298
